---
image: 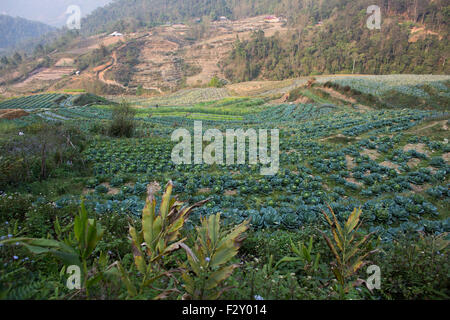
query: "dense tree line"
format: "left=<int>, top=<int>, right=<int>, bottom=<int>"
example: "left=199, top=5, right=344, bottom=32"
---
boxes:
left=77, top=0, right=448, bottom=79
left=79, top=0, right=449, bottom=34
left=80, top=0, right=233, bottom=34
left=1, top=0, right=448, bottom=82
left=221, top=0, right=449, bottom=80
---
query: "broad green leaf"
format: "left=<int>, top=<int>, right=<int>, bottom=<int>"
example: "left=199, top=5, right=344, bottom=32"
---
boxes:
left=332, top=267, right=344, bottom=285
left=308, top=236, right=314, bottom=254
left=206, top=264, right=238, bottom=290
left=313, top=253, right=320, bottom=270
left=116, top=262, right=137, bottom=297
left=167, top=215, right=185, bottom=235
left=134, top=255, right=146, bottom=274
left=208, top=213, right=221, bottom=247
left=290, top=239, right=301, bottom=256
left=181, top=272, right=195, bottom=294
left=142, top=199, right=155, bottom=246
left=210, top=243, right=236, bottom=268
left=85, top=220, right=102, bottom=258
left=332, top=228, right=344, bottom=252
left=218, top=220, right=249, bottom=249
left=54, top=217, right=62, bottom=237
left=159, top=181, right=173, bottom=220
left=319, top=230, right=342, bottom=265
left=345, top=208, right=361, bottom=234
left=275, top=256, right=301, bottom=269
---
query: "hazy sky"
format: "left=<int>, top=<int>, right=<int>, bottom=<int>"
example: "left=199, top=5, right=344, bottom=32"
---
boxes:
left=0, top=0, right=114, bottom=26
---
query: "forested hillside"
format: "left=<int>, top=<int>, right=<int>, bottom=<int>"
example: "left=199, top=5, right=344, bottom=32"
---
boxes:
left=0, top=15, right=55, bottom=53
left=79, top=0, right=449, bottom=78
left=80, top=0, right=359, bottom=34
left=81, top=0, right=448, bottom=34
left=221, top=0, right=450, bottom=80
left=0, top=0, right=448, bottom=89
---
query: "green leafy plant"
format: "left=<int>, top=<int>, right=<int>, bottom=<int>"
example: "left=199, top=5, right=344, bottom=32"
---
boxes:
left=377, top=232, right=449, bottom=300
left=114, top=181, right=209, bottom=298
left=276, top=236, right=320, bottom=274
left=0, top=202, right=104, bottom=297
left=319, top=206, right=378, bottom=298
left=108, top=101, right=136, bottom=138
left=181, top=213, right=249, bottom=300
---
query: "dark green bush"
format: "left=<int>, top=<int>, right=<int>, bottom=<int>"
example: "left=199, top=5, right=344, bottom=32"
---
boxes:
left=375, top=234, right=449, bottom=300
left=0, top=193, right=33, bottom=223
left=108, top=102, right=136, bottom=138
left=0, top=123, right=88, bottom=189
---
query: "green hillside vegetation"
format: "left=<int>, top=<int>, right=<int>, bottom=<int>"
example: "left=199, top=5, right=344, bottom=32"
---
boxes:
left=1, top=0, right=448, bottom=84
left=0, top=14, right=54, bottom=53
left=0, top=77, right=449, bottom=299
left=222, top=1, right=449, bottom=80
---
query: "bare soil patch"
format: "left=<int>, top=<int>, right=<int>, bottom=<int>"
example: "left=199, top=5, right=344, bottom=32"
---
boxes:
left=345, top=177, right=363, bottom=187
left=442, top=153, right=450, bottom=164
left=426, top=167, right=438, bottom=174
left=361, top=149, right=380, bottom=160
left=380, top=161, right=401, bottom=173
left=55, top=58, right=75, bottom=67
left=82, top=188, right=93, bottom=195
left=101, top=183, right=120, bottom=195
left=346, top=155, right=356, bottom=169
left=407, top=158, right=421, bottom=169
left=403, top=143, right=429, bottom=156
left=13, top=67, right=74, bottom=88
left=322, top=134, right=356, bottom=144
left=409, top=27, right=442, bottom=43
left=410, top=183, right=431, bottom=193
left=0, top=109, right=30, bottom=119
left=224, top=190, right=237, bottom=196
left=415, top=120, right=448, bottom=133
left=295, top=95, right=315, bottom=104
left=319, top=87, right=356, bottom=104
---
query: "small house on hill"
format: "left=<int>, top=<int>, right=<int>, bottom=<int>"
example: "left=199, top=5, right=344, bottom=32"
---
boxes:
left=109, top=31, right=123, bottom=37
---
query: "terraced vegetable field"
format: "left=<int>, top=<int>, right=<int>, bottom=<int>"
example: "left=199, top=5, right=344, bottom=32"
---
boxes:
left=111, top=88, right=231, bottom=107
left=0, top=76, right=449, bottom=300
left=22, top=85, right=443, bottom=243
left=327, top=75, right=450, bottom=97
left=0, top=94, right=67, bottom=110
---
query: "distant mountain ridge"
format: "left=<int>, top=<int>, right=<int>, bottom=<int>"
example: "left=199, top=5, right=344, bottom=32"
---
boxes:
left=0, top=15, right=55, bottom=53
left=0, top=0, right=447, bottom=95
left=1, top=0, right=113, bottom=27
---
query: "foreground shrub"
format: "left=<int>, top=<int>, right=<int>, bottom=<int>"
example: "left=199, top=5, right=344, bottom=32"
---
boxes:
left=0, top=201, right=107, bottom=298
left=376, top=232, right=449, bottom=300
left=319, top=206, right=378, bottom=298
left=108, top=102, right=136, bottom=138
left=181, top=213, right=249, bottom=300
left=0, top=123, right=87, bottom=189
left=114, top=181, right=210, bottom=298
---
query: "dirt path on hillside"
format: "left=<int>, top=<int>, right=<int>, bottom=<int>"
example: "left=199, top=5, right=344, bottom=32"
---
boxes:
left=414, top=120, right=448, bottom=133
left=96, top=48, right=127, bottom=88
left=317, top=87, right=373, bottom=112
